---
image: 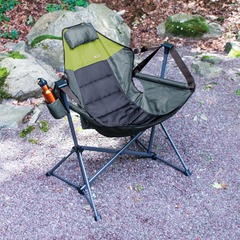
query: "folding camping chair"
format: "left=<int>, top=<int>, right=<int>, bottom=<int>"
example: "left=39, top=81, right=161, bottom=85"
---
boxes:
left=43, top=23, right=195, bottom=221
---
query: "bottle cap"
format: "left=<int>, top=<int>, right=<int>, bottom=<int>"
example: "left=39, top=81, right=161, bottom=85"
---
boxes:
left=37, top=78, right=47, bottom=87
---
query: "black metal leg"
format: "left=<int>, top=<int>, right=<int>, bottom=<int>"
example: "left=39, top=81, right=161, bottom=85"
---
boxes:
left=76, top=150, right=101, bottom=221
left=160, top=123, right=191, bottom=176
left=46, top=148, right=75, bottom=176
left=147, top=126, right=155, bottom=153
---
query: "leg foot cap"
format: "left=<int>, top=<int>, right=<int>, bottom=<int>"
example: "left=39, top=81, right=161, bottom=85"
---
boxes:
left=94, top=214, right=101, bottom=222
left=46, top=171, right=52, bottom=177
left=77, top=187, right=84, bottom=195
left=184, top=169, right=191, bottom=177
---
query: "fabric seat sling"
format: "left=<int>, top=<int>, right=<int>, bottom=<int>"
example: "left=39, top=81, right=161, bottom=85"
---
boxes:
left=44, top=23, right=195, bottom=221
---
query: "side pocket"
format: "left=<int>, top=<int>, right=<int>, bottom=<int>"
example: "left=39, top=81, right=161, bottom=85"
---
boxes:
left=46, top=98, right=68, bottom=119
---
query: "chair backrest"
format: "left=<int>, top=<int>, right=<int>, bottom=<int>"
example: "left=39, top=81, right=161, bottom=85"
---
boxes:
left=63, top=23, right=145, bottom=127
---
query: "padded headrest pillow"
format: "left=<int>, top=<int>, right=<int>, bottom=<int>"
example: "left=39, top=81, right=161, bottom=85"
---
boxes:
left=64, top=23, right=98, bottom=49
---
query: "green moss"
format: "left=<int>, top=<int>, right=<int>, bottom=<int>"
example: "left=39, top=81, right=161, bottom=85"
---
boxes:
left=42, top=44, right=49, bottom=50
left=8, top=51, right=25, bottom=59
left=0, top=66, right=11, bottom=100
left=166, top=17, right=209, bottom=38
left=31, top=35, right=62, bottom=48
left=201, top=55, right=211, bottom=61
left=28, top=138, right=38, bottom=144
left=20, top=126, right=35, bottom=138
left=38, top=120, right=49, bottom=132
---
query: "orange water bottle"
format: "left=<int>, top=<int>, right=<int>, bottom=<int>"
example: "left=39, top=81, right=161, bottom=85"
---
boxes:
left=37, top=78, right=56, bottom=104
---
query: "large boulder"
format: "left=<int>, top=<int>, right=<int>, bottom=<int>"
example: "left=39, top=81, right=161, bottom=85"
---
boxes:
left=27, top=39, right=64, bottom=72
left=0, top=56, right=58, bottom=101
left=157, top=13, right=222, bottom=40
left=26, top=4, right=131, bottom=71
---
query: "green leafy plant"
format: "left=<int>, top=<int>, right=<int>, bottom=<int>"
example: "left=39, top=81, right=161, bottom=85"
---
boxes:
left=61, top=0, right=89, bottom=11
left=205, top=85, right=212, bottom=91
left=19, top=126, right=35, bottom=138
left=28, top=138, right=39, bottom=144
left=0, top=29, right=18, bottom=39
left=46, top=3, right=65, bottom=12
left=217, top=17, right=224, bottom=23
left=0, top=67, right=11, bottom=100
left=8, top=51, right=25, bottom=59
left=236, top=90, right=240, bottom=95
left=38, top=120, right=49, bottom=132
left=10, top=29, right=18, bottom=39
left=0, top=0, right=20, bottom=22
left=134, top=184, right=144, bottom=192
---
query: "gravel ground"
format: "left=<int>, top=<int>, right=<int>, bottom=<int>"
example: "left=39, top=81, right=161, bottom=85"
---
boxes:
left=0, top=47, right=240, bottom=239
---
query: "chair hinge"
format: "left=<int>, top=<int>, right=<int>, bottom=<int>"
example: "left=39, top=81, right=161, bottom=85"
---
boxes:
left=73, top=146, right=84, bottom=153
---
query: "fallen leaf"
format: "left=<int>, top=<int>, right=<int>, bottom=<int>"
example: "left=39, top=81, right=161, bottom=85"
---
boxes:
left=201, top=113, right=208, bottom=121
left=130, top=186, right=133, bottom=191
left=175, top=205, right=180, bottom=209
left=136, top=198, right=141, bottom=201
left=220, top=183, right=228, bottom=189
left=212, top=182, right=222, bottom=189
left=193, top=115, right=198, bottom=121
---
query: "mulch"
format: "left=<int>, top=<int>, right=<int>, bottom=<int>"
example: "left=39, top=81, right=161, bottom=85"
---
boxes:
left=1, top=47, right=240, bottom=239
left=0, top=0, right=239, bottom=52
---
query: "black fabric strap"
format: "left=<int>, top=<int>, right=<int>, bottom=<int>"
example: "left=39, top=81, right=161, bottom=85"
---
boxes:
left=169, top=48, right=195, bottom=91
left=132, top=46, right=162, bottom=77
left=132, top=45, right=195, bottom=92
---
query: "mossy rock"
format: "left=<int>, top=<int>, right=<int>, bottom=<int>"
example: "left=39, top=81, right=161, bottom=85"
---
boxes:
left=228, top=48, right=240, bottom=58
left=201, top=55, right=223, bottom=64
left=31, top=35, right=62, bottom=48
left=166, top=14, right=209, bottom=38
left=0, top=67, right=11, bottom=100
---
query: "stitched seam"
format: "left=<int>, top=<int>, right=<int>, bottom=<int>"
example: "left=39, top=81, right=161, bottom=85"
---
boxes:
left=97, top=102, right=131, bottom=119
left=80, top=74, right=113, bottom=88
left=85, top=89, right=121, bottom=105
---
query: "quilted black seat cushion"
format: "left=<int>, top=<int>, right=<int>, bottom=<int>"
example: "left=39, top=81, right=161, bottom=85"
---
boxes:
left=74, top=60, right=160, bottom=127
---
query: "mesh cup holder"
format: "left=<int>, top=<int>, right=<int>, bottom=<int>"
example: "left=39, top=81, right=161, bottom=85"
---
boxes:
left=46, top=98, right=68, bottom=119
